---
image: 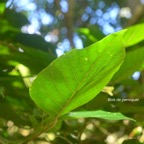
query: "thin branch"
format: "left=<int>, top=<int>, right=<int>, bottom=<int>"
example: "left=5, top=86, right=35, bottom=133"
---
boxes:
left=64, top=0, right=75, bottom=48
left=6, top=0, right=15, bottom=9
left=56, top=135, right=73, bottom=144
left=19, top=118, right=58, bottom=144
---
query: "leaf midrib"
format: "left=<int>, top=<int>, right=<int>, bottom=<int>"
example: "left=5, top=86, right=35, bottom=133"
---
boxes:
left=55, top=35, right=122, bottom=118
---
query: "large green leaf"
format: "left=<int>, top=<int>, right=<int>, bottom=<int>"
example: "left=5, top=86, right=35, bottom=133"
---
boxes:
left=123, top=24, right=144, bottom=47
left=64, top=110, right=135, bottom=121
left=30, top=31, right=125, bottom=117
left=112, top=47, right=144, bottom=83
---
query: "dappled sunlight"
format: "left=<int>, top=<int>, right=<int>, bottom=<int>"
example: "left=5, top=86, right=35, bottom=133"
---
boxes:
left=18, top=126, right=32, bottom=137
left=119, top=7, right=132, bottom=18
left=132, top=71, right=140, bottom=80
left=17, top=64, right=31, bottom=87
left=1, top=0, right=144, bottom=143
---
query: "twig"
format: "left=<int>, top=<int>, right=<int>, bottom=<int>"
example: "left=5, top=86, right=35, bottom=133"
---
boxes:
left=19, top=118, right=58, bottom=144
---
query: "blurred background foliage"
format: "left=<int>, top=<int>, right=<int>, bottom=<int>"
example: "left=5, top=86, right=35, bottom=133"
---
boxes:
left=0, top=0, right=144, bottom=143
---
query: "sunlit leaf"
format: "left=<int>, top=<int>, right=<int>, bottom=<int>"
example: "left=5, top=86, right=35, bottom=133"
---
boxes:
left=112, top=47, right=144, bottom=83
left=76, top=26, right=105, bottom=47
left=30, top=30, right=126, bottom=117
left=0, top=2, right=5, bottom=14
left=64, top=110, right=135, bottom=121
left=123, top=24, right=144, bottom=47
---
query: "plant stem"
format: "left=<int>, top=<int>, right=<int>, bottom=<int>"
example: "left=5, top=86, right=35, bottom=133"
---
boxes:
left=19, top=118, right=58, bottom=144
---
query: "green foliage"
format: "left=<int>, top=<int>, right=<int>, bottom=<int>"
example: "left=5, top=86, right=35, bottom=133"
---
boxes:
left=64, top=110, right=135, bottom=121
left=30, top=31, right=124, bottom=117
left=0, top=2, right=5, bottom=14
left=30, top=31, right=125, bottom=117
left=112, top=47, right=144, bottom=83
left=123, top=24, right=144, bottom=47
left=0, top=1, right=144, bottom=144
left=76, top=26, right=105, bottom=47
left=122, top=139, right=143, bottom=144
